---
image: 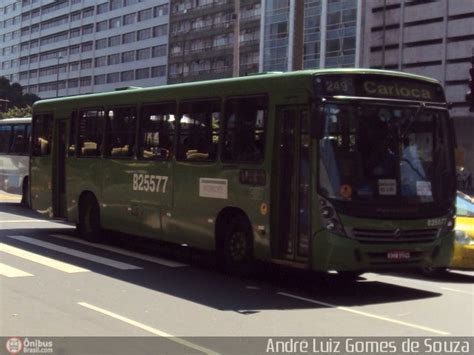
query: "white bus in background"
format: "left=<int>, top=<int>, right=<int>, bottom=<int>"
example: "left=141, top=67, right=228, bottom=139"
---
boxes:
left=0, top=117, right=31, bottom=204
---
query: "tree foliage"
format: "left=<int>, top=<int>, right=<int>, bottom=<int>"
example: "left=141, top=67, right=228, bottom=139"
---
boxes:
left=0, top=76, right=40, bottom=110
left=0, top=105, right=32, bottom=119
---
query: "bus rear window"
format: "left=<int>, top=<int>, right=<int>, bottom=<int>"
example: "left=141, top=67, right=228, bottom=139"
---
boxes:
left=10, top=125, right=29, bottom=154
left=223, top=96, right=267, bottom=163
left=0, top=125, right=11, bottom=153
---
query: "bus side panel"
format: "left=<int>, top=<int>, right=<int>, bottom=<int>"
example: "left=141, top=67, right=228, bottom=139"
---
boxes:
left=30, top=156, right=53, bottom=216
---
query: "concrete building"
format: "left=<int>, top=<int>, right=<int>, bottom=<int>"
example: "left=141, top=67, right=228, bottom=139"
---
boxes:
left=260, top=0, right=364, bottom=71
left=0, top=0, right=169, bottom=98
left=363, top=0, right=474, bottom=173
left=167, top=0, right=261, bottom=84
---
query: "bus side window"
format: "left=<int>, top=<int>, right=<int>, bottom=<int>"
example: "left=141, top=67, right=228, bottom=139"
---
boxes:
left=32, top=114, right=53, bottom=156
left=77, top=109, right=105, bottom=157
left=177, top=100, right=220, bottom=162
left=223, top=96, right=267, bottom=163
left=139, top=103, right=176, bottom=160
left=9, top=125, right=28, bottom=155
left=104, top=106, right=137, bottom=158
left=0, top=124, right=12, bottom=153
left=68, top=111, right=76, bottom=157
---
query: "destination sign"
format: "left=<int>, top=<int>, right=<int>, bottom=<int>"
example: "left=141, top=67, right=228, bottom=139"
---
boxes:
left=315, top=74, right=445, bottom=102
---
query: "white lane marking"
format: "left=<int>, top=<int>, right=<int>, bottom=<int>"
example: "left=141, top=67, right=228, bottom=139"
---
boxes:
left=0, top=262, right=33, bottom=278
left=441, top=287, right=474, bottom=296
left=0, top=243, right=88, bottom=273
left=50, top=234, right=188, bottom=268
left=78, top=302, right=219, bottom=355
left=278, top=292, right=450, bottom=335
left=6, top=236, right=141, bottom=270
left=1, top=220, right=49, bottom=223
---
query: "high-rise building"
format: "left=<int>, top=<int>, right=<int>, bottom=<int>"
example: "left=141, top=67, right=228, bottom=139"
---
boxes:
left=260, top=0, right=364, bottom=72
left=167, top=0, right=261, bottom=84
left=0, top=0, right=169, bottom=98
left=363, top=0, right=474, bottom=175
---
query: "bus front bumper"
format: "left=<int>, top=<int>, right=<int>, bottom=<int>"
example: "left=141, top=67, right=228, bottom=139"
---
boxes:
left=310, top=230, right=454, bottom=272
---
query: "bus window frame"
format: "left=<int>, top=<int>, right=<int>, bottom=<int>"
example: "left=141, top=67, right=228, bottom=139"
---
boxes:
left=0, top=124, right=13, bottom=154
left=9, top=124, right=30, bottom=156
left=137, top=100, right=178, bottom=161
left=31, top=112, right=54, bottom=157
left=103, top=104, right=139, bottom=160
left=221, top=94, right=269, bottom=165
left=176, top=97, right=222, bottom=163
left=76, top=107, right=106, bottom=159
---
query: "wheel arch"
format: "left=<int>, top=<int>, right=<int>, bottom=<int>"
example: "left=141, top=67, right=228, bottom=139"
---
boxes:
left=215, top=207, right=252, bottom=252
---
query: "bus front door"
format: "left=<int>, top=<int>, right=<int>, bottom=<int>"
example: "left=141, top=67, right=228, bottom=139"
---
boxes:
left=276, top=106, right=310, bottom=262
left=52, top=120, right=67, bottom=218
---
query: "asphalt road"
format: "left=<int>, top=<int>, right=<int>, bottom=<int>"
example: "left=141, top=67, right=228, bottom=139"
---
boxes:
left=1, top=191, right=473, bottom=354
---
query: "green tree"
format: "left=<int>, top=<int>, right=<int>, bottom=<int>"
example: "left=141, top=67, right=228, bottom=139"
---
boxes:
left=0, top=76, right=40, bottom=110
left=0, top=105, right=32, bottom=119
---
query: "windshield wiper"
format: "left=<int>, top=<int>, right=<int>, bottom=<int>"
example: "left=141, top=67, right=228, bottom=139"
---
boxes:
left=401, top=102, right=425, bottom=140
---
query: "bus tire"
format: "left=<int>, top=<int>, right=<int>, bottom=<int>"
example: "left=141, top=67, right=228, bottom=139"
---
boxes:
left=78, top=194, right=102, bottom=243
left=20, top=177, right=29, bottom=206
left=221, top=215, right=254, bottom=276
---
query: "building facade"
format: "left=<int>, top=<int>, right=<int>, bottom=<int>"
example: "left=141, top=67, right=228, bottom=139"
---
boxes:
left=167, top=0, right=261, bottom=84
left=363, top=0, right=474, bottom=175
left=1, top=0, right=169, bottom=98
left=260, top=0, right=364, bottom=71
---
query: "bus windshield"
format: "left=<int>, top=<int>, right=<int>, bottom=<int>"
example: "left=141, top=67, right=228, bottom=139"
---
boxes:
left=318, top=102, right=454, bottom=205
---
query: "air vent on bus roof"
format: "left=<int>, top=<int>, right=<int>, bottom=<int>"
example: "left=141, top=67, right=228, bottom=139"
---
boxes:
left=114, top=86, right=142, bottom=91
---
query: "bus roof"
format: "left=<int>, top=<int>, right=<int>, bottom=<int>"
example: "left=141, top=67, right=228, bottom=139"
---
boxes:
left=33, top=68, right=442, bottom=109
left=0, top=117, right=32, bottom=124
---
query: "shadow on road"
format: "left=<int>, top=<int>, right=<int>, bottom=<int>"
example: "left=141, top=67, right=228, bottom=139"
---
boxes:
left=1, top=202, right=445, bottom=313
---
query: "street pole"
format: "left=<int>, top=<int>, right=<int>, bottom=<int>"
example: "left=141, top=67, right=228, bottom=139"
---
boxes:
left=56, top=55, right=63, bottom=97
left=233, top=0, right=240, bottom=77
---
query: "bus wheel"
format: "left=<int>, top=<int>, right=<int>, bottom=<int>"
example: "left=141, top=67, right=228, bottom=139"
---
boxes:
left=337, top=271, right=363, bottom=281
left=222, top=215, right=253, bottom=276
left=20, top=177, right=29, bottom=206
left=78, top=194, right=102, bottom=243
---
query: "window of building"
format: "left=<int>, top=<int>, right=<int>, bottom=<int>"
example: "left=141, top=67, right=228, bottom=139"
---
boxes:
left=70, top=28, right=80, bottom=38
left=121, top=70, right=134, bottom=81
left=177, top=100, right=220, bottom=161
left=108, top=35, right=121, bottom=47
left=123, top=13, right=135, bottom=25
left=152, top=44, right=167, bottom=57
left=96, top=38, right=108, bottom=49
left=136, top=68, right=150, bottom=79
left=104, top=107, right=137, bottom=158
left=80, top=76, right=91, bottom=87
left=151, top=65, right=166, bottom=77
left=137, top=28, right=151, bottom=41
left=32, top=114, right=53, bottom=156
left=82, top=7, right=94, bottom=18
left=69, top=61, right=80, bottom=71
left=94, top=75, right=106, bottom=85
left=154, top=4, right=169, bottom=17
left=81, top=42, right=93, bottom=52
left=109, top=17, right=121, bottom=29
left=122, top=31, right=135, bottom=44
left=153, top=24, right=168, bottom=37
left=81, top=59, right=92, bottom=69
left=68, top=78, right=79, bottom=88
left=71, top=11, right=81, bottom=21
left=223, top=96, right=267, bottom=163
left=96, top=20, right=108, bottom=32
left=108, top=53, right=120, bottom=65
left=82, top=24, right=94, bottom=35
left=95, top=56, right=107, bottom=67
left=78, top=109, right=105, bottom=157
left=139, top=103, right=176, bottom=160
left=110, top=0, right=122, bottom=10
left=107, top=72, right=120, bottom=83
left=97, top=2, right=108, bottom=14
left=122, top=50, right=134, bottom=63
left=138, top=8, right=153, bottom=22
left=136, top=48, right=150, bottom=60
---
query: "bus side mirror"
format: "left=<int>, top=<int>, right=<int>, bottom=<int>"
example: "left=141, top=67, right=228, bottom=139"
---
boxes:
left=311, top=104, right=324, bottom=139
left=455, top=147, right=465, bottom=170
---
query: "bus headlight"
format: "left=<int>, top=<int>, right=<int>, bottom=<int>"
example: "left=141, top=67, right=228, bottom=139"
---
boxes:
left=318, top=197, right=346, bottom=237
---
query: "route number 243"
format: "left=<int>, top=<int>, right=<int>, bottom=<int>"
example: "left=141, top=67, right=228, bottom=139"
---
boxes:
left=133, top=174, right=168, bottom=193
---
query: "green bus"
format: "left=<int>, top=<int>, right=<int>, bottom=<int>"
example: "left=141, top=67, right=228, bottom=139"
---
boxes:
left=30, top=69, right=457, bottom=277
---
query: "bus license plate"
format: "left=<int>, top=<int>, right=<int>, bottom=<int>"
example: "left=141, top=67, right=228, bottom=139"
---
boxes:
left=387, top=251, right=410, bottom=260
